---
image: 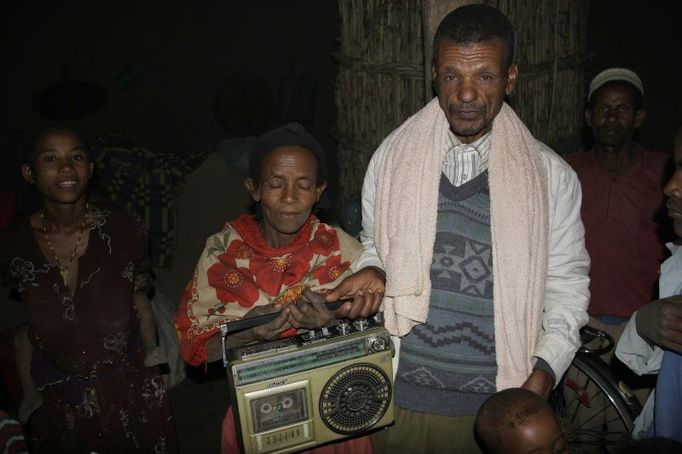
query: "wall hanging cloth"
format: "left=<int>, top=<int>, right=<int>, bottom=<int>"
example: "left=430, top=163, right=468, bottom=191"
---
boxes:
left=91, top=134, right=208, bottom=269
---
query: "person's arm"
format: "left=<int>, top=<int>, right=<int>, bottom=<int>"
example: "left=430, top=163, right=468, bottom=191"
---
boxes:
left=615, top=311, right=664, bottom=375
left=355, top=148, right=384, bottom=271
left=530, top=154, right=590, bottom=392
left=635, top=295, right=682, bottom=353
left=325, top=146, right=387, bottom=318
left=521, top=368, right=555, bottom=400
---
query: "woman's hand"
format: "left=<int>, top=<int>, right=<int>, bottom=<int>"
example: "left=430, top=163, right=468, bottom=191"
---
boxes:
left=244, top=305, right=293, bottom=342
left=209, top=305, right=292, bottom=359
left=324, top=267, right=385, bottom=319
left=288, top=289, right=336, bottom=330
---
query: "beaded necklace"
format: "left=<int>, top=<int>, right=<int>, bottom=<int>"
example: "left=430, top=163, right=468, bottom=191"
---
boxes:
left=40, top=203, right=89, bottom=286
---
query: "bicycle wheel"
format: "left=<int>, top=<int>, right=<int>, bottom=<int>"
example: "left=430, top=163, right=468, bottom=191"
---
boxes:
left=551, top=353, right=643, bottom=453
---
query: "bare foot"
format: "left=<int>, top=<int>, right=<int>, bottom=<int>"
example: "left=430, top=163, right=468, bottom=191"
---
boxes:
left=144, top=346, right=168, bottom=367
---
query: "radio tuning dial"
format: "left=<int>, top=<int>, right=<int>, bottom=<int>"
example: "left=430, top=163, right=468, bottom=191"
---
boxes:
left=337, top=320, right=350, bottom=335
left=353, top=318, right=368, bottom=331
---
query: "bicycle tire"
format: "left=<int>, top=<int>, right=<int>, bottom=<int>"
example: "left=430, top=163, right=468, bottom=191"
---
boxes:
left=552, top=352, right=643, bottom=453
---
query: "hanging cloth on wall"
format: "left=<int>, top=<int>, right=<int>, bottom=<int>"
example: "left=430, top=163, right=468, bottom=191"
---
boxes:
left=91, top=135, right=208, bottom=269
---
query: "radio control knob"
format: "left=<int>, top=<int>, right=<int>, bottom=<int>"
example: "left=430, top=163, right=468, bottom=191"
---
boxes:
left=372, top=312, right=384, bottom=325
left=370, top=335, right=389, bottom=352
left=337, top=320, right=350, bottom=335
left=321, top=327, right=331, bottom=337
left=307, top=329, right=316, bottom=339
left=354, top=318, right=368, bottom=331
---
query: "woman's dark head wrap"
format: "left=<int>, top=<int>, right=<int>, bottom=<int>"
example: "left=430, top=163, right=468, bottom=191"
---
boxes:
left=248, top=122, right=327, bottom=185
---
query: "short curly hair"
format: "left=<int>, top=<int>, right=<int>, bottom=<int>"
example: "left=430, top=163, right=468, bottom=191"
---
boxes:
left=475, top=388, right=548, bottom=453
left=22, top=123, right=89, bottom=166
left=433, top=4, right=515, bottom=70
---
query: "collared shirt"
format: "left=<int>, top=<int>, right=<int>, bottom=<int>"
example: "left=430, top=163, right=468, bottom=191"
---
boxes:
left=566, top=147, right=669, bottom=317
left=442, top=131, right=491, bottom=187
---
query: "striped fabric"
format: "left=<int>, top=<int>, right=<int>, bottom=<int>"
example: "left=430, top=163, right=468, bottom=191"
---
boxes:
left=0, top=410, right=28, bottom=454
left=441, top=131, right=491, bottom=187
left=91, top=135, right=208, bottom=269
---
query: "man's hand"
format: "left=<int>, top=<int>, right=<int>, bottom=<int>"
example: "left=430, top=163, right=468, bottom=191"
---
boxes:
left=288, top=289, right=336, bottom=330
left=324, top=267, right=385, bottom=319
left=521, top=369, right=554, bottom=400
left=636, top=295, right=682, bottom=354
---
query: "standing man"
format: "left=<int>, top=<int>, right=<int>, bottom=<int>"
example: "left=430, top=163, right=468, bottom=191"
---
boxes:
left=326, top=4, right=589, bottom=452
left=567, top=68, right=670, bottom=350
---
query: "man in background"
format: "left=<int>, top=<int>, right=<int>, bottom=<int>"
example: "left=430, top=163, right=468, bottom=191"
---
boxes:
left=567, top=68, right=670, bottom=353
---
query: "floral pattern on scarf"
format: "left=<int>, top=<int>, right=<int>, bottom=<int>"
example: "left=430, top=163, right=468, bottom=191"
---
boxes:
left=175, top=214, right=362, bottom=366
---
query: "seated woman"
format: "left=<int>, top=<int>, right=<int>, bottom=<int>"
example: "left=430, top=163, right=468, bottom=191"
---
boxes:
left=175, top=123, right=383, bottom=453
left=0, top=124, right=176, bottom=452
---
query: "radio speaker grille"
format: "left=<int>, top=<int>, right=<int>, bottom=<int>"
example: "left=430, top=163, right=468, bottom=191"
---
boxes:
left=319, top=363, right=392, bottom=435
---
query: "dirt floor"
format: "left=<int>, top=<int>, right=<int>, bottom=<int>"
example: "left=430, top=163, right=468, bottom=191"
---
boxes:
left=168, top=363, right=230, bottom=453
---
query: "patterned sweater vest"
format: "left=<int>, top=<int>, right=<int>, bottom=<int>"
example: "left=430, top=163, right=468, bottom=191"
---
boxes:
left=395, top=172, right=496, bottom=416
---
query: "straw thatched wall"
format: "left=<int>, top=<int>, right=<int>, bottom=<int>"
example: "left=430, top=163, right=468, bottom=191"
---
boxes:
left=494, top=0, right=591, bottom=153
left=335, top=0, right=425, bottom=201
left=335, top=0, right=590, bottom=202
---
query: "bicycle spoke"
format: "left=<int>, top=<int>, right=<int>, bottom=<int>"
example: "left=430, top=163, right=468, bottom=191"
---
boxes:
left=553, top=350, right=641, bottom=454
left=573, top=400, right=612, bottom=428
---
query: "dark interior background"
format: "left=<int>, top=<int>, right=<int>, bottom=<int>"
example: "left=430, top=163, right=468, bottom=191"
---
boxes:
left=3, top=1, right=680, bottom=197
left=2, top=1, right=679, bottom=297
left=2, top=0, right=678, bottom=292
left=1, top=1, right=341, bottom=196
left=585, top=0, right=681, bottom=153
left=1, top=1, right=679, bottom=450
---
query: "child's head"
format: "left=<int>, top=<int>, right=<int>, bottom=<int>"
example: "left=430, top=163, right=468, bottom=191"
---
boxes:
left=22, top=123, right=89, bottom=167
left=475, top=388, right=568, bottom=454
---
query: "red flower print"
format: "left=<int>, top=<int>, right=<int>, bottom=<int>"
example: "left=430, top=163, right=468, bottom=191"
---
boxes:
left=312, top=255, right=351, bottom=285
left=270, top=256, right=290, bottom=273
left=310, top=224, right=340, bottom=256
left=207, top=303, right=228, bottom=315
left=207, top=262, right=260, bottom=308
left=249, top=250, right=313, bottom=296
left=216, top=252, right=236, bottom=267
left=249, top=256, right=287, bottom=296
left=226, top=239, right=255, bottom=261
left=282, top=252, right=313, bottom=288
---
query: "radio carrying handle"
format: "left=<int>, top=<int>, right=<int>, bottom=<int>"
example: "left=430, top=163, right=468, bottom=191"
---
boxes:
left=219, top=299, right=347, bottom=367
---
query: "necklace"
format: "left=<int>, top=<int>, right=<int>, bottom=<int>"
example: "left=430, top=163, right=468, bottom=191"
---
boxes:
left=40, top=203, right=89, bottom=287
